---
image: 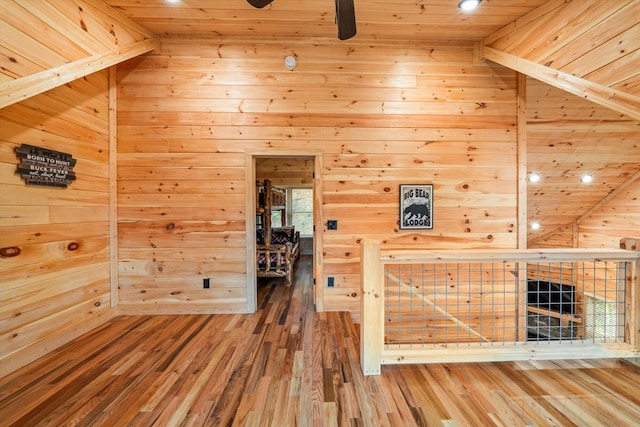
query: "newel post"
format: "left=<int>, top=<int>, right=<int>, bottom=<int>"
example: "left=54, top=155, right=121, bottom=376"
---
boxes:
left=360, top=240, right=383, bottom=376
left=620, top=237, right=640, bottom=366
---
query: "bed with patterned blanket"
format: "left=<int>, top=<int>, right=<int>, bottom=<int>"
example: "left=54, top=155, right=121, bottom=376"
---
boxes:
left=256, top=226, right=300, bottom=285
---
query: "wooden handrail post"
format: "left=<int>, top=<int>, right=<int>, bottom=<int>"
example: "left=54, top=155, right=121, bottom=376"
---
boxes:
left=620, top=238, right=640, bottom=366
left=361, top=240, right=383, bottom=375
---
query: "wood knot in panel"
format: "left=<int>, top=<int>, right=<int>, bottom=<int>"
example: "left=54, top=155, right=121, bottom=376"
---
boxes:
left=0, top=247, right=21, bottom=257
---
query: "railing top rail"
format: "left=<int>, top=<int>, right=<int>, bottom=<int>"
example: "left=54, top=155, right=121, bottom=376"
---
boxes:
left=375, top=247, right=640, bottom=263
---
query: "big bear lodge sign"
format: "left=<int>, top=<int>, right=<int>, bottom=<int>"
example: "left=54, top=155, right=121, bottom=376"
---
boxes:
left=400, top=184, right=433, bottom=230
left=15, top=144, right=77, bottom=188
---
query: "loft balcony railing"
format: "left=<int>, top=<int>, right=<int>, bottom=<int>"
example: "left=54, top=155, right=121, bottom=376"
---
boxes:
left=360, top=240, right=640, bottom=376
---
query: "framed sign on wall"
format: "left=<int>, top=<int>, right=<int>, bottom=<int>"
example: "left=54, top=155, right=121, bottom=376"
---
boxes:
left=399, top=184, right=433, bottom=230
left=15, top=144, right=76, bottom=188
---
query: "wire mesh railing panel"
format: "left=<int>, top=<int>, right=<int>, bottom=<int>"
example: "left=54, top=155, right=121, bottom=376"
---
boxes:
left=383, top=260, right=627, bottom=349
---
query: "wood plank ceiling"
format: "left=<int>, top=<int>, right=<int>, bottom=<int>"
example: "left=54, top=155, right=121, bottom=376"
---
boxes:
left=104, top=0, right=550, bottom=42
left=0, top=0, right=156, bottom=107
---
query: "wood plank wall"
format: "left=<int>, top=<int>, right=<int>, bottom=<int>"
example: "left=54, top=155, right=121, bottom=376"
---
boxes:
left=0, top=69, right=115, bottom=376
left=116, top=39, right=518, bottom=319
left=256, top=157, right=314, bottom=188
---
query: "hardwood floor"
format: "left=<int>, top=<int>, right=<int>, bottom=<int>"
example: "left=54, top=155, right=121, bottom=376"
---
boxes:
left=2, top=255, right=640, bottom=426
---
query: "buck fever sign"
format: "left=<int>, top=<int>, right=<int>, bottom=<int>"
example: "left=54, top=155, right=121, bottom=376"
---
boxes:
left=399, top=184, right=433, bottom=230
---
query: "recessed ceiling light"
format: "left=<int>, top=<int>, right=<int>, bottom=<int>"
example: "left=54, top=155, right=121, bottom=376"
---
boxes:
left=458, top=0, right=482, bottom=11
left=580, top=174, right=593, bottom=183
left=528, top=173, right=540, bottom=183
left=531, top=222, right=541, bottom=230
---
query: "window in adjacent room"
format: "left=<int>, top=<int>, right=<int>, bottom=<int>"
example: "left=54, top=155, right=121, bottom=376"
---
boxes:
left=290, top=188, right=313, bottom=236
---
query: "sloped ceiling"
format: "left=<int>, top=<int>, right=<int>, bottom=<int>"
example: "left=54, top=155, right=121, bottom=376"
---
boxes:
left=486, top=1, right=639, bottom=95
left=483, top=0, right=639, bottom=120
left=480, top=0, right=639, bottom=244
left=526, top=77, right=639, bottom=244
left=0, top=0, right=157, bottom=108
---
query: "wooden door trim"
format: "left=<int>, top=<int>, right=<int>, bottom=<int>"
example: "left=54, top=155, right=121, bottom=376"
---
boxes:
left=245, top=150, right=324, bottom=313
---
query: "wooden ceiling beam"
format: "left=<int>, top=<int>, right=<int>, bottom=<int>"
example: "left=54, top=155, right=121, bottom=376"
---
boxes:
left=0, top=37, right=157, bottom=110
left=481, top=46, right=640, bottom=122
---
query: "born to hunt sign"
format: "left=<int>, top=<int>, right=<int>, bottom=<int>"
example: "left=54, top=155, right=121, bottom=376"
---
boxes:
left=399, top=184, right=433, bottom=230
left=15, top=144, right=77, bottom=188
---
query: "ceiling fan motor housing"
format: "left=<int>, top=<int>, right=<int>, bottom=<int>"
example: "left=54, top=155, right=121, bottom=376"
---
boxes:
left=247, top=0, right=356, bottom=40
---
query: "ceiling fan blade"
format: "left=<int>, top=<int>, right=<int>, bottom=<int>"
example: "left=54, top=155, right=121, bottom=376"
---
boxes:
left=335, top=0, right=357, bottom=40
left=247, top=0, right=274, bottom=8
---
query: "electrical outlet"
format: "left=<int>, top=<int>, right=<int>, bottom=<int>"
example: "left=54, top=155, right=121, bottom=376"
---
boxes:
left=203, top=278, right=210, bottom=289
left=328, top=277, right=334, bottom=287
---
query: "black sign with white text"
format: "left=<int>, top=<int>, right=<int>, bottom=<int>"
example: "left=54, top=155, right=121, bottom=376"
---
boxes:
left=15, top=144, right=76, bottom=188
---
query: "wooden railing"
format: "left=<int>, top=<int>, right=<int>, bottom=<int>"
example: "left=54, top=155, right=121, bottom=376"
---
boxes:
left=360, top=241, right=640, bottom=376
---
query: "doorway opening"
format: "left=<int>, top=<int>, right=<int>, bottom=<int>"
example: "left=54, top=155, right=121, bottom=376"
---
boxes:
left=246, top=152, right=323, bottom=313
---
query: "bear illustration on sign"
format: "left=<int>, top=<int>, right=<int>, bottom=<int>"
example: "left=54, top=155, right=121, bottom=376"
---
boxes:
left=403, top=203, right=430, bottom=221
